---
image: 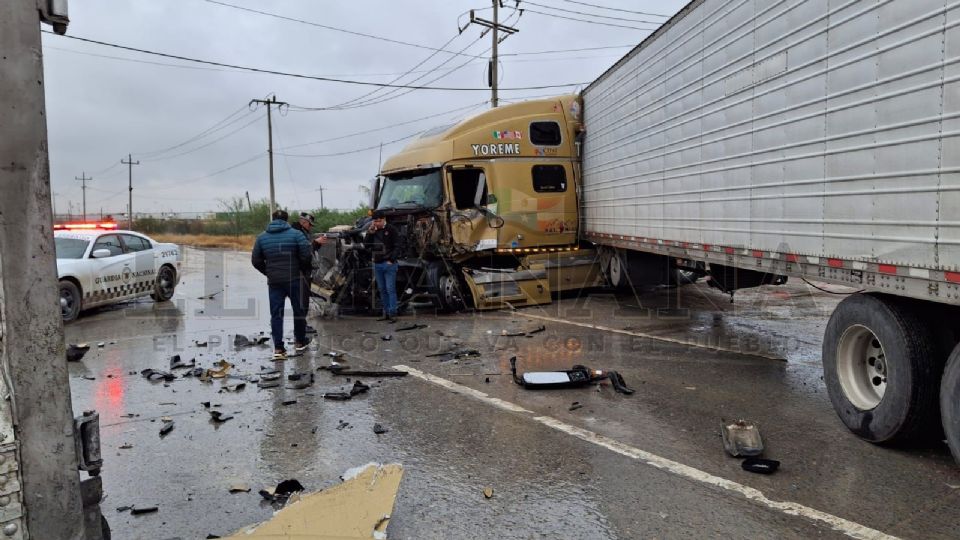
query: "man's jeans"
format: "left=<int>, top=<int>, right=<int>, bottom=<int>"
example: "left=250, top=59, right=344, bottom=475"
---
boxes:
left=268, top=279, right=306, bottom=350
left=374, top=261, right=398, bottom=317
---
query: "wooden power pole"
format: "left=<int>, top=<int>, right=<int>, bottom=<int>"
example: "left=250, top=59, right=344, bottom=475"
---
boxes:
left=121, top=154, right=139, bottom=229
left=465, top=2, right=518, bottom=108
left=74, top=171, right=92, bottom=221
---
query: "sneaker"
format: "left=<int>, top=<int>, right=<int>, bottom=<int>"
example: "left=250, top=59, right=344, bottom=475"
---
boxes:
left=295, top=338, right=312, bottom=352
left=272, top=349, right=287, bottom=360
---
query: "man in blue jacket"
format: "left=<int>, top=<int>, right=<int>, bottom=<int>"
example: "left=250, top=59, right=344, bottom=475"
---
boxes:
left=251, top=210, right=313, bottom=359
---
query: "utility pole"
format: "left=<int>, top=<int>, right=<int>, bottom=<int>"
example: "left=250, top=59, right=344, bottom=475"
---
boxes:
left=249, top=96, right=288, bottom=217
left=75, top=171, right=91, bottom=221
left=464, top=2, right=518, bottom=108
left=121, top=154, right=139, bottom=229
left=317, top=186, right=325, bottom=210
left=245, top=190, right=252, bottom=211
left=1, top=2, right=94, bottom=538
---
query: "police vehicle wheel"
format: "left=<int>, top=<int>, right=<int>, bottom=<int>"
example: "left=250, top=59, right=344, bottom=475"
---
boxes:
left=59, top=280, right=81, bottom=323
left=154, top=265, right=176, bottom=302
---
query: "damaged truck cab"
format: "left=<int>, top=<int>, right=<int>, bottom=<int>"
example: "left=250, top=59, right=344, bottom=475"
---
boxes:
left=321, top=96, right=603, bottom=312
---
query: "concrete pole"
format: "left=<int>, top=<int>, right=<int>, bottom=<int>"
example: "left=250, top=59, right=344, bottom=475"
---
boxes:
left=0, top=2, right=86, bottom=538
left=267, top=99, right=276, bottom=217
left=491, top=0, right=499, bottom=108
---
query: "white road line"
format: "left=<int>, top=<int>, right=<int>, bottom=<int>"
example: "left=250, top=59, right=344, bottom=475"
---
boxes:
left=514, top=312, right=786, bottom=361
left=394, top=364, right=898, bottom=540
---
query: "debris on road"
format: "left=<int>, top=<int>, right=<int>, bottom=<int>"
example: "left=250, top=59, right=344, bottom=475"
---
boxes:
left=129, top=506, right=159, bottom=515
left=119, top=443, right=133, bottom=450
left=381, top=334, right=392, bottom=341
left=721, top=419, right=764, bottom=457
left=159, top=421, right=174, bottom=438
left=326, top=366, right=408, bottom=378
left=426, top=348, right=481, bottom=360
left=228, top=483, right=250, bottom=493
left=228, top=464, right=402, bottom=539
left=208, top=360, right=233, bottom=379
left=337, top=420, right=351, bottom=430
left=483, top=487, right=494, bottom=499
left=195, top=340, right=208, bottom=347
left=257, top=479, right=305, bottom=503
left=66, top=343, right=90, bottom=362
left=396, top=323, right=428, bottom=331
left=373, top=423, right=388, bottom=434
left=97, top=342, right=106, bottom=348
left=169, top=355, right=195, bottom=370
left=282, top=399, right=297, bottom=406
left=209, top=411, right=234, bottom=423
left=741, top=457, right=780, bottom=475
left=197, top=290, right=222, bottom=300
left=509, top=357, right=634, bottom=394
left=287, top=373, right=315, bottom=390
left=219, top=383, right=246, bottom=393
left=234, top=334, right=270, bottom=349
left=569, top=402, right=583, bottom=411
left=141, top=368, right=175, bottom=382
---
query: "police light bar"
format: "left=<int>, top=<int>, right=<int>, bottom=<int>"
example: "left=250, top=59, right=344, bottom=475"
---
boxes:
left=54, top=222, right=119, bottom=231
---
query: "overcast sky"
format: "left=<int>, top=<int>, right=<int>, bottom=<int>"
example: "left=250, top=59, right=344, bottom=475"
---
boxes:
left=42, top=0, right=687, bottom=217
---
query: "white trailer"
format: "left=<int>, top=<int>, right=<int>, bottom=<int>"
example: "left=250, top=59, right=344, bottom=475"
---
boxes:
left=580, top=0, right=960, bottom=460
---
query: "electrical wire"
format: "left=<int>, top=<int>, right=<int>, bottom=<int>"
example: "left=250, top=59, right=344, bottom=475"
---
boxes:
left=150, top=152, right=267, bottom=191
left=518, top=8, right=658, bottom=30
left=40, top=30, right=586, bottom=92
left=518, top=0, right=666, bottom=25
left=276, top=130, right=425, bottom=158
left=142, top=113, right=265, bottom=162
left=504, top=44, right=634, bottom=55
left=802, top=278, right=864, bottom=295
left=203, top=0, right=487, bottom=59
left=135, top=104, right=252, bottom=159
left=554, top=0, right=670, bottom=17
left=281, top=101, right=488, bottom=147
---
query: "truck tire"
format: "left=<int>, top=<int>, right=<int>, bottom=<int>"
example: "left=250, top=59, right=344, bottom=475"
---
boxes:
left=941, top=343, right=960, bottom=464
left=436, top=273, right=465, bottom=313
left=823, top=293, right=941, bottom=444
left=60, top=280, right=81, bottom=323
left=606, top=249, right=628, bottom=290
left=153, top=265, right=177, bottom=302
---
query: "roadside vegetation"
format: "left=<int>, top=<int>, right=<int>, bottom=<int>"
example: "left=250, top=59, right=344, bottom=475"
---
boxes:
left=136, top=197, right=369, bottom=249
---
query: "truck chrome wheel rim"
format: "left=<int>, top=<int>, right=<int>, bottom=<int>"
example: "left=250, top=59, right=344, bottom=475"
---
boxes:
left=837, top=324, right=887, bottom=410
left=440, top=275, right=458, bottom=305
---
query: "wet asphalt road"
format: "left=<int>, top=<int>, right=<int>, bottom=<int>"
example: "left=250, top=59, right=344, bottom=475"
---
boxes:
left=65, top=248, right=960, bottom=539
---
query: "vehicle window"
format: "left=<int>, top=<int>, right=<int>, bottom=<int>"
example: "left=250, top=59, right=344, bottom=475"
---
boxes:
left=530, top=121, right=562, bottom=146
left=91, top=234, right=123, bottom=257
left=54, top=237, right=89, bottom=259
left=450, top=168, right=489, bottom=210
left=378, top=169, right=443, bottom=210
left=121, top=234, right=151, bottom=252
left=532, top=165, right=567, bottom=193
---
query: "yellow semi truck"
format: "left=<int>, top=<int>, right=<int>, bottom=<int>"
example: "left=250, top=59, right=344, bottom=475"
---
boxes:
left=317, top=95, right=611, bottom=313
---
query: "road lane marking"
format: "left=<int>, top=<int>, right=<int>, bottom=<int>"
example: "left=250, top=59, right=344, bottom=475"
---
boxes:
left=394, top=364, right=898, bottom=540
left=514, top=312, right=786, bottom=361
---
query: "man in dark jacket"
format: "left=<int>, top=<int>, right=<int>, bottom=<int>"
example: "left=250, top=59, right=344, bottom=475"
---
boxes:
left=290, top=212, right=323, bottom=334
left=364, top=210, right=401, bottom=322
left=252, top=210, right=313, bottom=358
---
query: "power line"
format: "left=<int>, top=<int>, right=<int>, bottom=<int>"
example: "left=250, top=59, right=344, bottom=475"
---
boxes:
left=136, top=104, right=252, bottom=159
left=276, top=130, right=427, bottom=158
left=555, top=0, right=670, bottom=17
left=518, top=8, right=657, bottom=30
left=518, top=0, right=667, bottom=25
left=141, top=113, right=265, bottom=162
left=41, top=30, right=587, bottom=92
left=504, top=43, right=634, bottom=55
left=281, top=101, right=488, bottom=147
left=152, top=152, right=267, bottom=191
left=203, top=0, right=487, bottom=59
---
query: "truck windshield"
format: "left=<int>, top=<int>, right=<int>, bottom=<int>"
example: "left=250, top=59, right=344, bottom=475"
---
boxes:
left=55, top=237, right=89, bottom=259
left=378, top=169, right=443, bottom=210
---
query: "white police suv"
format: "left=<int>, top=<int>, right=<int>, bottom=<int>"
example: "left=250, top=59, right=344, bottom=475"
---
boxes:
left=54, top=223, right=181, bottom=322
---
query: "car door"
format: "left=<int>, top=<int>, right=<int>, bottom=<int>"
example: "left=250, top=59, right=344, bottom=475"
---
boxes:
left=119, top=234, right=156, bottom=297
left=88, top=234, right=134, bottom=304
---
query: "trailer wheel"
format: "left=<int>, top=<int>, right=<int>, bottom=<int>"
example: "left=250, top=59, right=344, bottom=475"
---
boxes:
left=606, top=249, right=627, bottom=289
left=823, top=293, right=940, bottom=444
left=941, top=343, right=960, bottom=463
left=435, top=272, right=466, bottom=313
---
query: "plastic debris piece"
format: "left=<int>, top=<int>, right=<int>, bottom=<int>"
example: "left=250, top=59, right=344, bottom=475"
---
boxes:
left=97, top=342, right=106, bottom=348
left=257, top=379, right=281, bottom=389
left=66, top=343, right=90, bottom=362
left=228, top=483, right=250, bottom=493
left=327, top=367, right=407, bottom=378
left=350, top=381, right=371, bottom=396
left=396, top=323, right=428, bottom=332
left=130, top=506, right=158, bottom=515
left=373, top=423, right=388, bottom=434
left=742, top=457, right=780, bottom=474
left=337, top=420, right=350, bottom=430
left=569, top=402, right=582, bottom=411
left=141, top=368, right=175, bottom=382
left=282, top=399, right=297, bottom=406
left=721, top=419, right=764, bottom=457
left=257, top=479, right=305, bottom=502
left=119, top=443, right=133, bottom=450
left=219, top=383, right=246, bottom=393
left=209, top=411, right=234, bottom=423
left=483, top=487, right=494, bottom=499
left=201, top=401, right=211, bottom=408
left=159, top=422, right=174, bottom=437
left=207, top=360, right=233, bottom=379
left=324, top=392, right=352, bottom=401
